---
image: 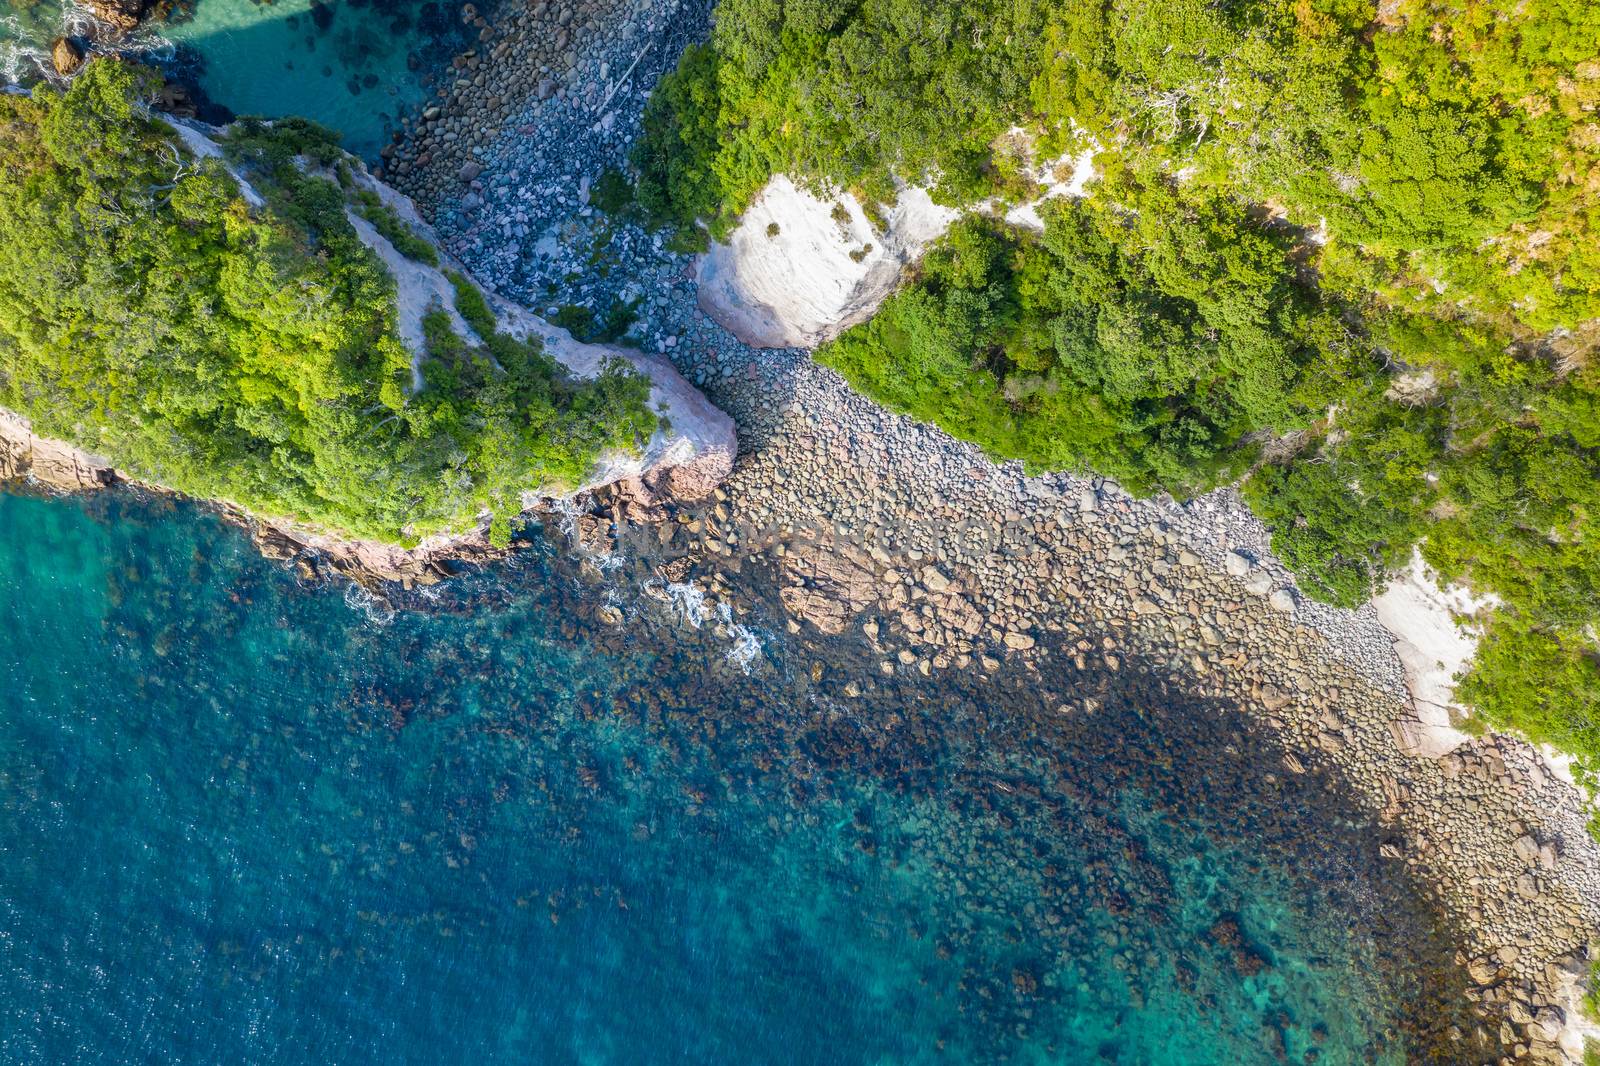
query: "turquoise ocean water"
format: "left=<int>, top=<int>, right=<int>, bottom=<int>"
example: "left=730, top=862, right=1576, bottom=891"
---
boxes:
left=0, top=488, right=1491, bottom=1064
left=0, top=0, right=470, bottom=158
left=0, top=16, right=1496, bottom=1057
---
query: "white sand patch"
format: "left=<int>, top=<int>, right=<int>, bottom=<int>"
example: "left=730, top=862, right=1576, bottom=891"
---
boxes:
left=695, top=175, right=958, bottom=349
left=1537, top=744, right=1586, bottom=791
left=1548, top=954, right=1600, bottom=1065
left=1373, top=554, right=1593, bottom=807
left=697, top=146, right=1097, bottom=350
left=1004, top=146, right=1097, bottom=232
left=1373, top=550, right=1499, bottom=757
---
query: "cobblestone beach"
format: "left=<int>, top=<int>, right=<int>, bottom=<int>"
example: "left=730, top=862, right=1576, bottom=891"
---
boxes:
left=376, top=0, right=1600, bottom=1058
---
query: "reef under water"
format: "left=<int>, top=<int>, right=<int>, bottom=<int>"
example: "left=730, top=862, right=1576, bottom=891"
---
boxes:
left=0, top=487, right=1495, bottom=1064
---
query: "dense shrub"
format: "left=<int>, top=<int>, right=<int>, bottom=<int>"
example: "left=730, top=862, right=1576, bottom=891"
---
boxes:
left=351, top=188, right=438, bottom=266
left=0, top=61, right=654, bottom=545
left=822, top=198, right=1352, bottom=495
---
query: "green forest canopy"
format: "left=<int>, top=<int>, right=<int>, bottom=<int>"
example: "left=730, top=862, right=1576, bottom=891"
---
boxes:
left=636, top=0, right=1600, bottom=770
left=0, top=61, right=655, bottom=547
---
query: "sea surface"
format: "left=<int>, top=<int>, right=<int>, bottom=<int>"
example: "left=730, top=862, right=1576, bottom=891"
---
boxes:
left=0, top=0, right=1506, bottom=1057
left=0, top=0, right=472, bottom=157
left=0, top=488, right=1494, bottom=1064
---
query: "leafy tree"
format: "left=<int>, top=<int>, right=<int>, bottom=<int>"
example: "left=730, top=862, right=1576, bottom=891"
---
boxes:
left=0, top=60, right=654, bottom=545
left=824, top=195, right=1348, bottom=495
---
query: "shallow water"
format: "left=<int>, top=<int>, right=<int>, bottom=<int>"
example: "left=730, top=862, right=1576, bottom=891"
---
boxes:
left=0, top=488, right=1492, bottom=1064
left=0, top=0, right=468, bottom=157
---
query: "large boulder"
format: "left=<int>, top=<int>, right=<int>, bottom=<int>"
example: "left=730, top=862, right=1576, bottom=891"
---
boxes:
left=695, top=177, right=957, bottom=350
left=778, top=540, right=880, bottom=634
left=51, top=38, right=85, bottom=78
left=84, top=0, right=148, bottom=33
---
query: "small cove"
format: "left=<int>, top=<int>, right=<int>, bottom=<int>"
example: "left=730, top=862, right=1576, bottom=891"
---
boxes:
left=0, top=0, right=474, bottom=158
left=0, top=487, right=1499, bottom=1063
left=0, top=12, right=1537, bottom=1060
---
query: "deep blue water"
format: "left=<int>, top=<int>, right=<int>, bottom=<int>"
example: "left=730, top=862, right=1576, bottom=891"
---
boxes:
left=0, top=488, right=1489, bottom=1064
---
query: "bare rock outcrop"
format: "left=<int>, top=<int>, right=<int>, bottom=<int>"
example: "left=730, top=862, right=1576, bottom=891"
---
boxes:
left=51, top=38, right=86, bottom=78
left=778, top=540, right=881, bottom=634
left=0, top=410, right=116, bottom=491
left=246, top=520, right=506, bottom=587
left=696, top=149, right=1095, bottom=350
left=695, top=177, right=957, bottom=350
left=83, top=0, right=148, bottom=33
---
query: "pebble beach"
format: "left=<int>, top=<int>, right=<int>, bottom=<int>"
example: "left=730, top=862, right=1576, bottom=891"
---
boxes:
left=373, top=1, right=1600, bottom=1059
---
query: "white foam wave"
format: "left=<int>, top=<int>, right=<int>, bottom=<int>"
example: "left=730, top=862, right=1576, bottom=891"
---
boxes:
left=715, top=606, right=764, bottom=674
left=0, top=42, right=49, bottom=85
left=657, top=579, right=710, bottom=629
left=644, top=579, right=765, bottom=673
left=0, top=1, right=178, bottom=87
left=343, top=581, right=396, bottom=627
left=545, top=494, right=587, bottom=544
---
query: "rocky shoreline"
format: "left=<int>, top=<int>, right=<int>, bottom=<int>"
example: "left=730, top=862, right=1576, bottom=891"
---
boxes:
left=14, top=1, right=1600, bottom=1059
left=0, top=105, right=735, bottom=591
left=0, top=400, right=730, bottom=592
left=664, top=352, right=1600, bottom=1064
left=0, top=405, right=506, bottom=585
left=370, top=1, right=1600, bottom=1060
left=568, top=329, right=1600, bottom=1062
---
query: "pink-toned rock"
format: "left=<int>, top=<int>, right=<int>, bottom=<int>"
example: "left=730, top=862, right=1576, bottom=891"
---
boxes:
left=51, top=38, right=85, bottom=77
left=0, top=410, right=116, bottom=491
left=83, top=0, right=146, bottom=32
left=777, top=540, right=880, bottom=633
left=779, top=586, right=851, bottom=635
left=247, top=518, right=500, bottom=588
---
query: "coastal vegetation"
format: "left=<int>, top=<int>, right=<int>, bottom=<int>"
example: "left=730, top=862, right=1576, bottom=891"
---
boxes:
left=0, top=60, right=654, bottom=546
left=638, top=0, right=1600, bottom=766
left=351, top=188, right=440, bottom=266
